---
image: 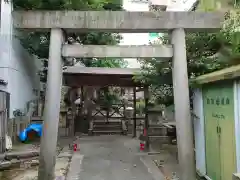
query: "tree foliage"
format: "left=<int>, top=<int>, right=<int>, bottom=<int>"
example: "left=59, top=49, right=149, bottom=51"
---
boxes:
left=12, top=0, right=128, bottom=115
left=134, top=8, right=240, bottom=106
left=13, top=0, right=127, bottom=83
left=219, top=9, right=240, bottom=60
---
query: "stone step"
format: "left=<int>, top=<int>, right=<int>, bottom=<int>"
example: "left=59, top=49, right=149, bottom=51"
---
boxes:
left=148, top=127, right=167, bottom=136
left=93, top=121, right=121, bottom=126
left=94, top=124, right=122, bottom=128
left=91, top=120, right=123, bottom=135
left=127, top=125, right=167, bottom=136
left=93, top=126, right=122, bottom=131
left=92, top=130, right=123, bottom=134
left=149, top=135, right=172, bottom=144
left=149, top=125, right=166, bottom=129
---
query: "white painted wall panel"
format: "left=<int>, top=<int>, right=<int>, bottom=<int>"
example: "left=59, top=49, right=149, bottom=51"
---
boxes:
left=234, top=81, right=240, bottom=173
left=193, top=88, right=206, bottom=176
left=0, top=0, right=40, bottom=118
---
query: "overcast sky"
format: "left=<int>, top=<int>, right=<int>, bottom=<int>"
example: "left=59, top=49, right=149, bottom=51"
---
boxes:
left=120, top=0, right=149, bottom=68
left=121, top=0, right=197, bottom=68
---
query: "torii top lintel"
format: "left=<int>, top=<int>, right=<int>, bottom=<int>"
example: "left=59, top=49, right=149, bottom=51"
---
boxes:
left=12, top=11, right=225, bottom=33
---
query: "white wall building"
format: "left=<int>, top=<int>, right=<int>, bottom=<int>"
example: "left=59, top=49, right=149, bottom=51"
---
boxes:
left=0, top=0, right=41, bottom=118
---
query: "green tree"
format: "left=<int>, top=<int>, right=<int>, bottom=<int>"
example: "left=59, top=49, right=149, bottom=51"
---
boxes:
left=12, top=0, right=128, bottom=121
left=13, top=0, right=127, bottom=83
left=134, top=8, right=240, bottom=106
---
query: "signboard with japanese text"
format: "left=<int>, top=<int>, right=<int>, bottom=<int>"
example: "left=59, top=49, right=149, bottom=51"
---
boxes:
left=203, top=82, right=236, bottom=180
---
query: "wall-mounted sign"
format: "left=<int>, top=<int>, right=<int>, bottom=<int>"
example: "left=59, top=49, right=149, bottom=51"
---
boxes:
left=206, top=97, right=230, bottom=106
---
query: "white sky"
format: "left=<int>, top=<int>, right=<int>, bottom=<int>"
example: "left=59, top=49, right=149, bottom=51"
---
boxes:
left=121, top=0, right=197, bottom=68
left=121, top=0, right=150, bottom=68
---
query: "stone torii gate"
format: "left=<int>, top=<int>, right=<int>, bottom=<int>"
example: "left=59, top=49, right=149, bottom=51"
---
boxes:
left=12, top=11, right=224, bottom=180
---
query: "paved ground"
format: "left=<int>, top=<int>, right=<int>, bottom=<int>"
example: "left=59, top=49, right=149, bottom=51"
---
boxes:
left=71, top=135, right=161, bottom=180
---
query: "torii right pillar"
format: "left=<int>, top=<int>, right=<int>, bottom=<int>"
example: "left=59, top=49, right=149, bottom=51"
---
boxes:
left=171, top=28, right=195, bottom=180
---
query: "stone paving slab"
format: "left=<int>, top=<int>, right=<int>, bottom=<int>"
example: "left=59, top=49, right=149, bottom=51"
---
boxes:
left=66, top=154, right=83, bottom=180
left=67, top=135, right=164, bottom=180
left=140, top=155, right=165, bottom=180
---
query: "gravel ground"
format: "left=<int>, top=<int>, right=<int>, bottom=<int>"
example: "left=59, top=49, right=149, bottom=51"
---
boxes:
left=0, top=138, right=73, bottom=180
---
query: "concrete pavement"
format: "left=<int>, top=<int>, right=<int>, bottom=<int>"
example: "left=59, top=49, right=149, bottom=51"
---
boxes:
left=67, top=135, right=164, bottom=180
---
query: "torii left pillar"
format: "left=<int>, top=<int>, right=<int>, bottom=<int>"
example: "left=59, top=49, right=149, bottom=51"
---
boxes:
left=38, top=29, right=64, bottom=180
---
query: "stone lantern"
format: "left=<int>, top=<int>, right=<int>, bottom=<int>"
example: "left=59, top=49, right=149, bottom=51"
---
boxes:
left=148, top=105, right=164, bottom=125
left=125, top=106, right=134, bottom=119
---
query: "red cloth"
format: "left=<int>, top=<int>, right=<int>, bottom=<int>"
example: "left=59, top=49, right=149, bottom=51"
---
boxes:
left=140, top=142, right=145, bottom=151
left=73, top=144, right=78, bottom=151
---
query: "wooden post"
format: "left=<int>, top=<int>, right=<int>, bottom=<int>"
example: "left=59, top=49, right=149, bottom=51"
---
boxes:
left=107, top=106, right=109, bottom=123
left=144, top=85, right=149, bottom=151
left=80, top=86, right=84, bottom=114
left=70, top=89, right=77, bottom=137
left=133, top=87, right=137, bottom=137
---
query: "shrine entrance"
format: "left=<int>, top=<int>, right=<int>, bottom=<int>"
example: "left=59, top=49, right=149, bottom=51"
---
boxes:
left=63, top=67, right=144, bottom=136
left=11, top=10, right=224, bottom=180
